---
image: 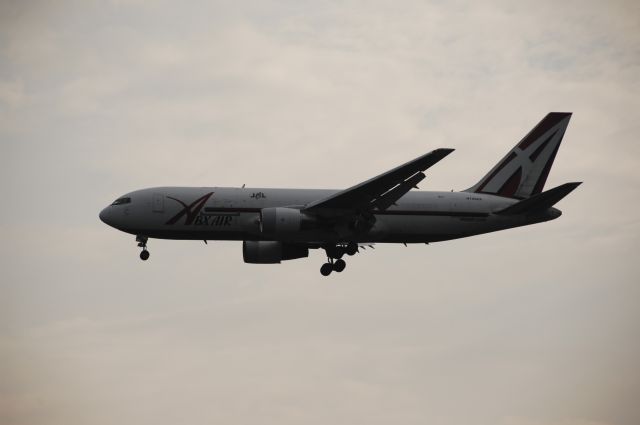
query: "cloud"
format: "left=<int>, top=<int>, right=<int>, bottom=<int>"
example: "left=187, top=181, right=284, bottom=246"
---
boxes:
left=1, top=1, right=639, bottom=425
left=502, top=418, right=615, bottom=425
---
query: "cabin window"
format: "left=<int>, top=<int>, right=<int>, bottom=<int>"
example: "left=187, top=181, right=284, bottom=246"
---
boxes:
left=111, top=197, right=131, bottom=205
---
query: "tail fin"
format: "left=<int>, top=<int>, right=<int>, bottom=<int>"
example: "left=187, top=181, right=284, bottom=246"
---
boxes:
left=494, top=182, right=581, bottom=215
left=465, top=112, right=572, bottom=199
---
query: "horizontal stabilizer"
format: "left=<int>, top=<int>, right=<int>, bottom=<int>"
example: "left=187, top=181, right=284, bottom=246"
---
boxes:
left=495, top=182, right=581, bottom=215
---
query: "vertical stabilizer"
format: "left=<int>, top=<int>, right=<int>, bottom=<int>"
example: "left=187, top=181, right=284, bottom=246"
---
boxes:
left=465, top=112, right=572, bottom=199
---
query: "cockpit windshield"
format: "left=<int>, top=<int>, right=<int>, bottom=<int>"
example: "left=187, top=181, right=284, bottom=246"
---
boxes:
left=111, top=197, right=131, bottom=206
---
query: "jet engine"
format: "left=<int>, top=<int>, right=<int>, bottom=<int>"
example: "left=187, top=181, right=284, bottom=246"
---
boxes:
left=242, top=241, right=309, bottom=264
left=261, top=207, right=312, bottom=235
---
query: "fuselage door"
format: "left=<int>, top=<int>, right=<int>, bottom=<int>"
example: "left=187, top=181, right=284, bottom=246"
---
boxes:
left=152, top=193, right=164, bottom=212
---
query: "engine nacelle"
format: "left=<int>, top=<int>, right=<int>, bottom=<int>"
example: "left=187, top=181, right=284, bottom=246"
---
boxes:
left=242, top=241, right=309, bottom=264
left=261, top=207, right=303, bottom=235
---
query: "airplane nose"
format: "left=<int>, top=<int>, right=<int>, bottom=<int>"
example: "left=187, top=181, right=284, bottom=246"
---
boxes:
left=99, top=207, right=111, bottom=225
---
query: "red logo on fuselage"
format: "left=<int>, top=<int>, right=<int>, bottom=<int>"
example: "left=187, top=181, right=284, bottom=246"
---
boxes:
left=165, top=192, right=214, bottom=225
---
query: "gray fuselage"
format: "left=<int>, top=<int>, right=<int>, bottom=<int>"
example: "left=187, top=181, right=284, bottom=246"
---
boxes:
left=99, top=187, right=559, bottom=244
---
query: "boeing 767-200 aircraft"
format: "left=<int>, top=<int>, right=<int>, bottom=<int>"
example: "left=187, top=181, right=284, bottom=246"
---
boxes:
left=100, top=112, right=580, bottom=275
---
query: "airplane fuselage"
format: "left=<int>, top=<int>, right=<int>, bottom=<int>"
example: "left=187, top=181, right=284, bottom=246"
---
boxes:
left=100, top=186, right=559, bottom=244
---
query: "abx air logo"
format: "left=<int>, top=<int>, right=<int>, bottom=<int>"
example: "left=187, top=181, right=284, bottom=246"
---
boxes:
left=165, top=192, right=214, bottom=225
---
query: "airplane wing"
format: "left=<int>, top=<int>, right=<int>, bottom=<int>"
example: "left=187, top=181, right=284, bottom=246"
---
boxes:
left=304, top=148, right=454, bottom=216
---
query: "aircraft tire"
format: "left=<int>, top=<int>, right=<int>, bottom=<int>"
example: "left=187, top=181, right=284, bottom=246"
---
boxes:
left=140, top=250, right=150, bottom=261
left=320, top=263, right=333, bottom=276
left=345, top=243, right=358, bottom=256
left=333, top=259, right=346, bottom=272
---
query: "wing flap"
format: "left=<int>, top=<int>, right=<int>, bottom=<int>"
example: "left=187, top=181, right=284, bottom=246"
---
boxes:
left=371, top=171, right=425, bottom=210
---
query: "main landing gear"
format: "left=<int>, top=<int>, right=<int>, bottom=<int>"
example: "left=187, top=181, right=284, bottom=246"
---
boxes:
left=320, top=258, right=346, bottom=276
left=136, top=235, right=150, bottom=261
left=320, top=242, right=358, bottom=276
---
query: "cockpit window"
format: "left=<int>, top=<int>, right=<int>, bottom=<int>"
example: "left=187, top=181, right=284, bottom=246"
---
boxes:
left=111, top=197, right=131, bottom=206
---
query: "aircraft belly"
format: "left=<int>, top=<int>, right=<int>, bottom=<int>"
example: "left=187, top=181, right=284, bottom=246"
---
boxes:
left=371, top=215, right=466, bottom=242
left=369, top=213, right=512, bottom=243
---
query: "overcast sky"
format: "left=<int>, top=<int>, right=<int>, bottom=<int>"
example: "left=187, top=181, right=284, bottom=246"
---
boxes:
left=1, top=1, right=639, bottom=424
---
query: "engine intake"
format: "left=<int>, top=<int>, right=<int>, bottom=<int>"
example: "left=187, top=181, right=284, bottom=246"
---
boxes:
left=243, top=241, right=309, bottom=264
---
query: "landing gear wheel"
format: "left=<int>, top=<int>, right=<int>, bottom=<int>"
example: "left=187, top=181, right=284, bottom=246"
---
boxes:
left=320, top=263, right=333, bottom=276
left=333, top=259, right=346, bottom=272
left=345, top=242, right=358, bottom=256
left=136, top=235, right=150, bottom=261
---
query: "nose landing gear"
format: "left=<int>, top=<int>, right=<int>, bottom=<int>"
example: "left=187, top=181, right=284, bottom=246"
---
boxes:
left=136, top=235, right=150, bottom=261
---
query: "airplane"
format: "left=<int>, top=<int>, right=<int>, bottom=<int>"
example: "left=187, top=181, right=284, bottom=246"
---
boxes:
left=100, top=112, right=581, bottom=275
